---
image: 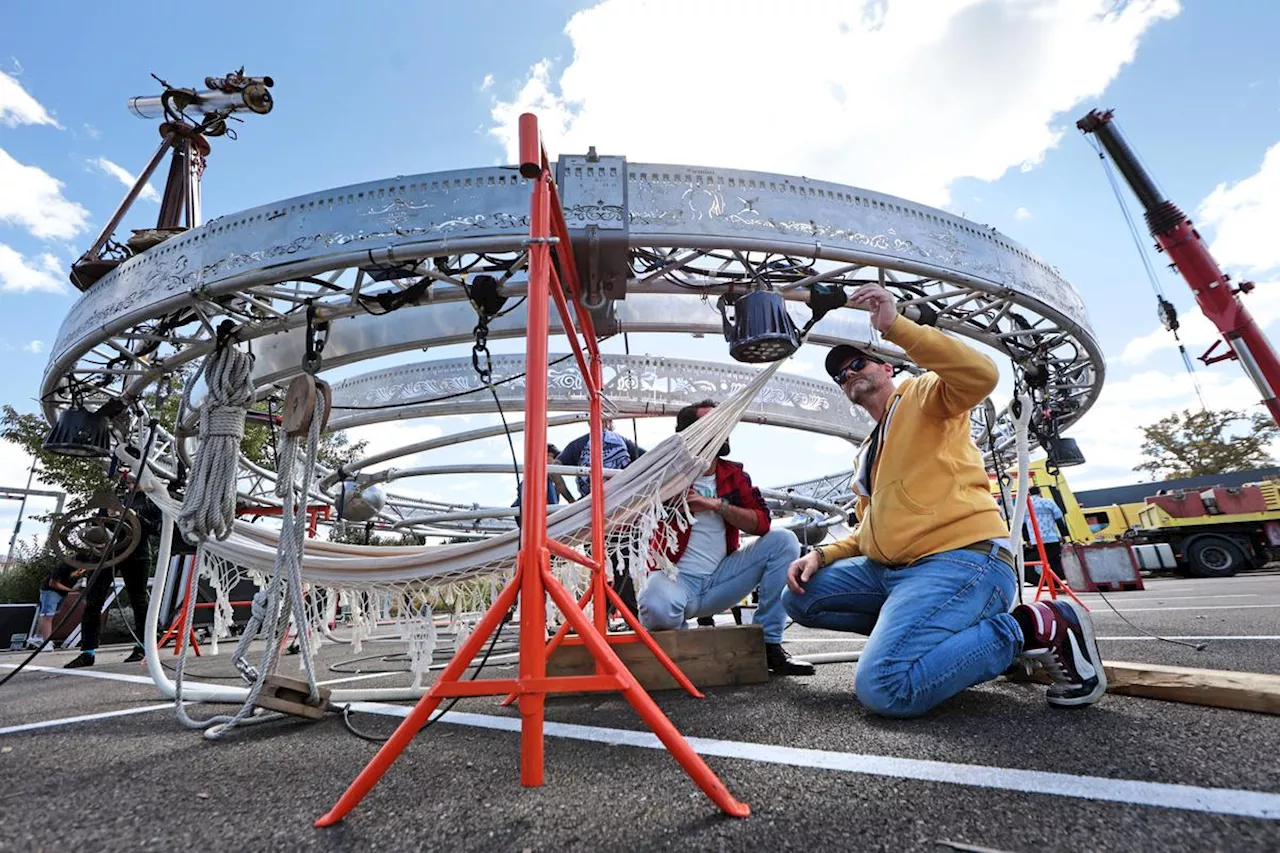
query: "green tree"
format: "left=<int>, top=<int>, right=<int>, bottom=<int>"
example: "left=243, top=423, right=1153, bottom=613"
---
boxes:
left=1134, top=407, right=1278, bottom=479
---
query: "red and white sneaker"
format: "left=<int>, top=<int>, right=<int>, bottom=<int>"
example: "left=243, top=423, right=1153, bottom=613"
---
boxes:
left=1014, top=600, right=1106, bottom=708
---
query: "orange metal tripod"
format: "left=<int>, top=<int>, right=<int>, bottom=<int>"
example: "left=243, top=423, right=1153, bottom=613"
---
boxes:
left=1022, top=496, right=1086, bottom=608
left=315, top=113, right=749, bottom=828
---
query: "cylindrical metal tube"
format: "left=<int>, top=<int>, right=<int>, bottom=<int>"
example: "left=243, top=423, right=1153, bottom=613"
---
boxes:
left=128, top=85, right=273, bottom=120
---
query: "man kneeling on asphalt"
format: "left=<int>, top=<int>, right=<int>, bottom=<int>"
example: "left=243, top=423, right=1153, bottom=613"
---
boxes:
left=638, top=400, right=814, bottom=676
left=782, top=283, right=1106, bottom=716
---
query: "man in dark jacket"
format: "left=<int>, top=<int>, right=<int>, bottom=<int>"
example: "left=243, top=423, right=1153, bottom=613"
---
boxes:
left=65, top=488, right=162, bottom=668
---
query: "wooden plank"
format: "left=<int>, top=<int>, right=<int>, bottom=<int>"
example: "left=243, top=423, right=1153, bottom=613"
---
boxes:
left=546, top=624, right=769, bottom=692
left=1104, top=661, right=1280, bottom=715
left=1005, top=660, right=1280, bottom=715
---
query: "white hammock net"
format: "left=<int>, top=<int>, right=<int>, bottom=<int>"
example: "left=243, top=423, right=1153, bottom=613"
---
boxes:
left=150, top=358, right=786, bottom=690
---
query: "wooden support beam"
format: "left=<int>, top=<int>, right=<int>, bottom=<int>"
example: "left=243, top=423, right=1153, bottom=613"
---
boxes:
left=547, top=624, right=769, bottom=692
left=1007, top=660, right=1280, bottom=716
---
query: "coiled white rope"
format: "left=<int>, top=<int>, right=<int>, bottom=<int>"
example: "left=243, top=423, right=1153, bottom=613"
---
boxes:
left=177, top=344, right=254, bottom=543
left=174, top=388, right=328, bottom=737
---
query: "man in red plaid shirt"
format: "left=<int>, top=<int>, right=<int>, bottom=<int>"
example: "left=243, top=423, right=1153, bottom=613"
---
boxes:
left=637, top=399, right=814, bottom=676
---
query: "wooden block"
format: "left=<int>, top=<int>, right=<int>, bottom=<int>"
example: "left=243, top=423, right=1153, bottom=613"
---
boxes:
left=254, top=673, right=332, bottom=720
left=1005, top=659, right=1280, bottom=716
left=546, top=625, right=769, bottom=692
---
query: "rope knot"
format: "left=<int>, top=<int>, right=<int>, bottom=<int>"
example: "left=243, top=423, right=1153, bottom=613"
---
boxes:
left=203, top=405, right=247, bottom=441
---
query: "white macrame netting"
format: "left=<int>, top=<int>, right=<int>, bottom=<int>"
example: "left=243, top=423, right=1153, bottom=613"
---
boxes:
left=149, top=357, right=786, bottom=686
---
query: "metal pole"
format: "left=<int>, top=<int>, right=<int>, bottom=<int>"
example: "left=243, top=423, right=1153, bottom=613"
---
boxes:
left=80, top=136, right=174, bottom=262
left=4, top=458, right=38, bottom=567
left=517, top=111, right=551, bottom=787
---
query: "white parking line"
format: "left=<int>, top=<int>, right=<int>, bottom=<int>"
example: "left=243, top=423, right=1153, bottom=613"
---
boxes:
left=1094, top=604, right=1280, bottom=614
left=787, top=635, right=1280, bottom=643
left=0, top=703, right=174, bottom=736
left=316, top=671, right=404, bottom=686
left=6, top=663, right=1280, bottom=819
left=1077, top=594, right=1257, bottom=602
left=0, top=663, right=211, bottom=687
left=345, top=703, right=1280, bottom=820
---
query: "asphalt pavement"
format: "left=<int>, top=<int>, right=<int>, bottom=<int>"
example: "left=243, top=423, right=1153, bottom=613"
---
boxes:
left=2, top=573, right=1278, bottom=852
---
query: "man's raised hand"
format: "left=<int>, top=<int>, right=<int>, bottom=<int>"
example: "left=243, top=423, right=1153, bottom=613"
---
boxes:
left=846, top=283, right=899, bottom=334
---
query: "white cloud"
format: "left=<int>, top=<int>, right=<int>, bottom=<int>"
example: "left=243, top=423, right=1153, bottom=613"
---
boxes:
left=0, top=69, right=60, bottom=128
left=1066, top=366, right=1280, bottom=490
left=89, top=156, right=160, bottom=203
left=1198, top=139, right=1280, bottom=275
left=83, top=123, right=100, bottom=139
left=0, top=244, right=66, bottom=294
left=0, top=148, right=89, bottom=240
left=23, top=340, right=43, bottom=354
left=480, top=73, right=495, bottom=92
left=489, top=0, right=1178, bottom=206
left=1014, top=206, right=1032, bottom=220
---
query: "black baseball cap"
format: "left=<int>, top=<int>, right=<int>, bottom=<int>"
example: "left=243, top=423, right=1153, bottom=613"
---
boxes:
left=824, top=344, right=885, bottom=378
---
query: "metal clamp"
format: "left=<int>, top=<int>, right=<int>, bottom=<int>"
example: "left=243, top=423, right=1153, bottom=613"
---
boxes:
left=303, top=300, right=329, bottom=375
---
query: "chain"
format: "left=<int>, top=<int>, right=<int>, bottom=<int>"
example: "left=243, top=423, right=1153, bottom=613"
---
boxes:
left=471, top=313, right=494, bottom=386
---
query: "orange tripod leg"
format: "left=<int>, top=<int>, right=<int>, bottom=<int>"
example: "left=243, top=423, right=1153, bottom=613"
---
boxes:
left=541, top=567, right=749, bottom=817
left=314, top=572, right=522, bottom=828
left=600, top=579, right=702, bottom=699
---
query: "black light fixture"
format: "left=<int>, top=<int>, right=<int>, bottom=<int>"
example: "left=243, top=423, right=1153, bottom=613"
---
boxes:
left=717, top=289, right=802, bottom=364
left=1046, top=435, right=1086, bottom=468
left=43, top=403, right=113, bottom=458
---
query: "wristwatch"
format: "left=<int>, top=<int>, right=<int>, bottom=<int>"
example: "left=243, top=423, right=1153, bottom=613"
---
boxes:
left=716, top=499, right=730, bottom=518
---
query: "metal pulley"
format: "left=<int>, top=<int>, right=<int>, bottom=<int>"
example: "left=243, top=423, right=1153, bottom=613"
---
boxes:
left=283, top=375, right=331, bottom=437
left=50, top=491, right=144, bottom=571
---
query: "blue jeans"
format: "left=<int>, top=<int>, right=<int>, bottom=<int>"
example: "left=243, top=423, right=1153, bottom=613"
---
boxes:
left=638, top=529, right=800, bottom=644
left=781, top=544, right=1023, bottom=718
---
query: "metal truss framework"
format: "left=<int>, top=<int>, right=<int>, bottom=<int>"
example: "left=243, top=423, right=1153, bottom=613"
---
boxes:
left=42, top=154, right=1104, bottom=526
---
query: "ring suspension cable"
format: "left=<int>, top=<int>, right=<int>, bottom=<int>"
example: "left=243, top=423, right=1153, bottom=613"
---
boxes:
left=1090, top=135, right=1208, bottom=410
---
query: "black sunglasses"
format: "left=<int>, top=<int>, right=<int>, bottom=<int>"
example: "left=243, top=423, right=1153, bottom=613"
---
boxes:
left=831, top=357, right=882, bottom=385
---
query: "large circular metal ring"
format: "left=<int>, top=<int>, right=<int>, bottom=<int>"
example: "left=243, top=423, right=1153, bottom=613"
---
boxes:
left=41, top=158, right=1102, bottom=434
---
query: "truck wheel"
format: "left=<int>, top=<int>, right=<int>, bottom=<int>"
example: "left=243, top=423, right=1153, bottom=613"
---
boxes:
left=1185, top=535, right=1246, bottom=578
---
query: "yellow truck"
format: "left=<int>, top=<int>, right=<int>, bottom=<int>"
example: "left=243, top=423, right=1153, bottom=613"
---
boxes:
left=999, top=463, right=1280, bottom=578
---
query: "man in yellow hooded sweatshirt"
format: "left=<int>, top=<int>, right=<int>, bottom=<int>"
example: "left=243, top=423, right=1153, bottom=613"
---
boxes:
left=782, top=283, right=1106, bottom=718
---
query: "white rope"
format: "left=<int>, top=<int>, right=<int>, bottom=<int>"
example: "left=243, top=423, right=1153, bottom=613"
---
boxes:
left=172, top=386, right=329, bottom=738
left=1007, top=393, right=1034, bottom=606
left=177, top=344, right=254, bottom=544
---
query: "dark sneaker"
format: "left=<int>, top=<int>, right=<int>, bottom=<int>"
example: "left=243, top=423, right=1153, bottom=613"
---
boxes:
left=123, top=645, right=145, bottom=664
left=1014, top=600, right=1106, bottom=707
left=765, top=643, right=815, bottom=676
left=64, top=652, right=95, bottom=669
left=696, top=616, right=716, bottom=627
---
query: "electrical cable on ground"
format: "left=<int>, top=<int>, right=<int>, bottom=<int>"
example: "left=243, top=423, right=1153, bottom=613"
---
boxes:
left=1090, top=587, right=1208, bottom=652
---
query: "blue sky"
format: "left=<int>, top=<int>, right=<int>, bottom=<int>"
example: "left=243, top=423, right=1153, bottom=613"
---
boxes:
left=3, top=0, right=1280, bottom=540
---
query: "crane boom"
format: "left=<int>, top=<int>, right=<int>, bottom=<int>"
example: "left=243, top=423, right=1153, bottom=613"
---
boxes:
left=1078, top=108, right=1280, bottom=427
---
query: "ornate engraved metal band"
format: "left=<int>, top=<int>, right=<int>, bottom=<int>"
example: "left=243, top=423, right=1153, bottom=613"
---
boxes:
left=326, top=353, right=871, bottom=439
left=42, top=157, right=1103, bottom=448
